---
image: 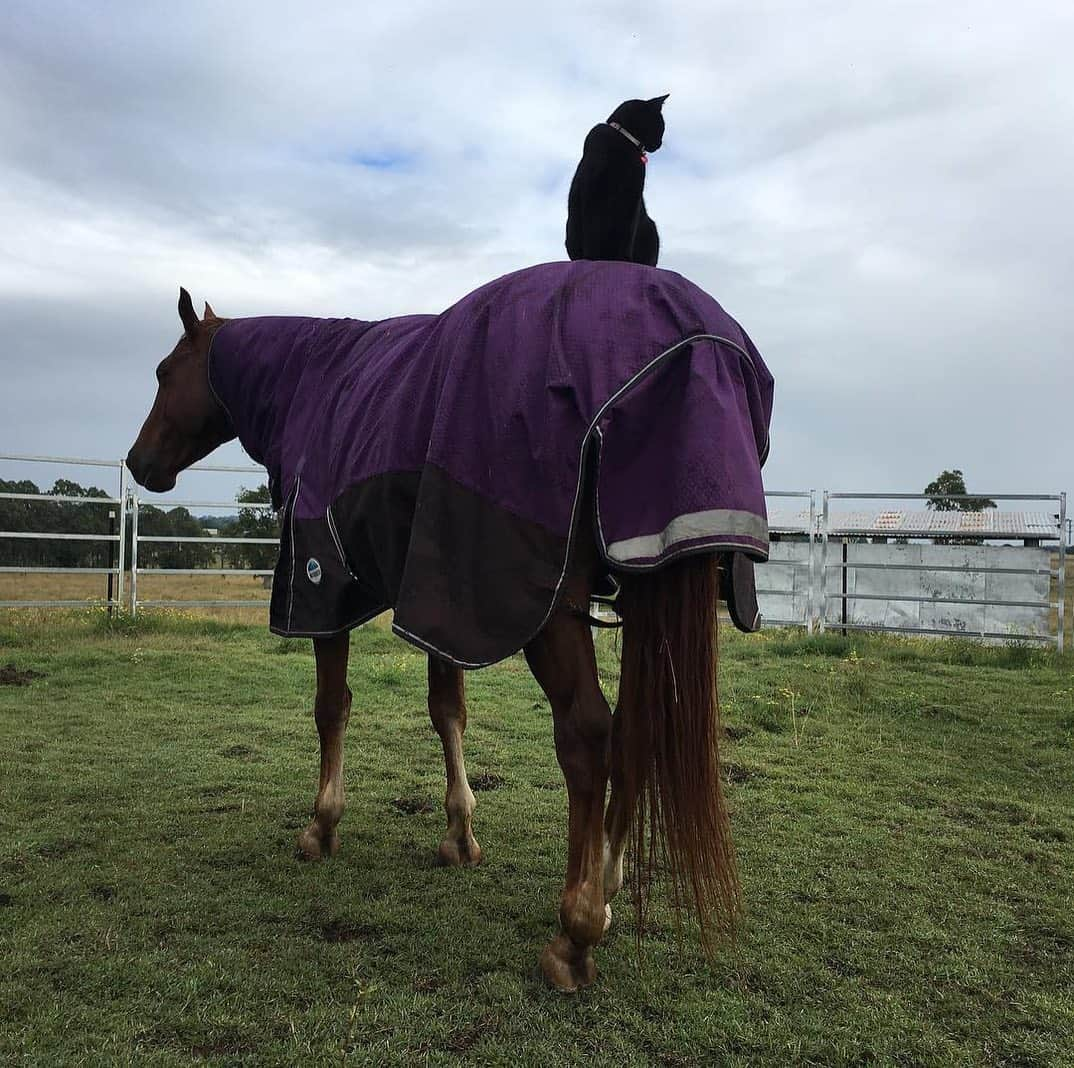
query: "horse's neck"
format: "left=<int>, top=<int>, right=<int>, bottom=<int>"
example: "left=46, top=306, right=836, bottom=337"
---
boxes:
left=212, top=316, right=323, bottom=479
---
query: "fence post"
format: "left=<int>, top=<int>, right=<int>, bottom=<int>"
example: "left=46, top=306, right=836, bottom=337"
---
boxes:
left=841, top=539, right=849, bottom=638
left=107, top=510, right=115, bottom=617
left=130, top=492, right=139, bottom=618
left=807, top=490, right=816, bottom=634
left=1059, top=492, right=1066, bottom=653
left=819, top=491, right=829, bottom=633
left=116, top=461, right=128, bottom=614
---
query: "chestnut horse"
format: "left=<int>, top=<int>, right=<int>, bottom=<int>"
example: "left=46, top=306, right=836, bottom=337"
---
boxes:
left=126, top=288, right=737, bottom=991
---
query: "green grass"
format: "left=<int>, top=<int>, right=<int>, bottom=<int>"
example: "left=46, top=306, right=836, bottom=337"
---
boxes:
left=1, top=611, right=1072, bottom=1066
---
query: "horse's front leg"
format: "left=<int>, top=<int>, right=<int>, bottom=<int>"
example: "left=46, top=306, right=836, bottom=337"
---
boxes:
left=296, top=631, right=351, bottom=860
left=428, top=656, right=482, bottom=866
left=525, top=611, right=612, bottom=992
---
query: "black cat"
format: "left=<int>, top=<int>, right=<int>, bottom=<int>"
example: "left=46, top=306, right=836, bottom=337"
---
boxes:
left=565, top=95, right=668, bottom=267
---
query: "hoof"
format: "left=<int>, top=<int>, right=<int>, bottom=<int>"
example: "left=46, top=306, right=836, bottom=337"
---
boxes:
left=603, top=904, right=612, bottom=934
left=437, top=835, right=483, bottom=868
left=296, top=824, right=339, bottom=861
left=540, top=933, right=597, bottom=993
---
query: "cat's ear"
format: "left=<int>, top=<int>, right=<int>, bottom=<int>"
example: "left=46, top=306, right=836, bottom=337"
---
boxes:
left=649, top=94, right=670, bottom=109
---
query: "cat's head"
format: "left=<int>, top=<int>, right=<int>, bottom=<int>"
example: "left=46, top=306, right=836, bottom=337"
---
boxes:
left=607, top=94, right=669, bottom=152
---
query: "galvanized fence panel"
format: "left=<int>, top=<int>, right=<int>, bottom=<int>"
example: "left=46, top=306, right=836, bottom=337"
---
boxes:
left=820, top=492, right=1066, bottom=650
left=0, top=453, right=128, bottom=611
left=130, top=462, right=275, bottom=617
left=757, top=490, right=816, bottom=632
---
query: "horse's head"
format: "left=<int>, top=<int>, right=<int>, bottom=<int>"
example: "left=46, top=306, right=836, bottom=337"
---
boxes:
left=126, top=288, right=235, bottom=492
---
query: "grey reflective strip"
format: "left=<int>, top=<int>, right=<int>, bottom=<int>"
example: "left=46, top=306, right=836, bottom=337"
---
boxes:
left=607, top=121, right=643, bottom=149
left=606, top=508, right=768, bottom=561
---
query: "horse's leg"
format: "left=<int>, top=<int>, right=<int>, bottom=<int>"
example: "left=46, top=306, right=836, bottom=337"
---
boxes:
left=428, top=656, right=482, bottom=867
left=296, top=631, right=352, bottom=860
left=526, top=610, right=612, bottom=992
left=601, top=712, right=629, bottom=930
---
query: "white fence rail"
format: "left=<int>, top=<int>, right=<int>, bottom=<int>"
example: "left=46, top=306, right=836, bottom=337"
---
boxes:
left=820, top=491, right=1066, bottom=650
left=0, top=454, right=1068, bottom=650
left=0, top=453, right=127, bottom=612
left=129, top=462, right=274, bottom=616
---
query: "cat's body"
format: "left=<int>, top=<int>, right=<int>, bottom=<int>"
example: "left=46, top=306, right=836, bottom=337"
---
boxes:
left=565, top=95, right=668, bottom=267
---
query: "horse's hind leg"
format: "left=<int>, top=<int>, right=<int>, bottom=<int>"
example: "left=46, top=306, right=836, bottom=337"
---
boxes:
left=525, top=610, right=612, bottom=992
left=601, top=714, right=629, bottom=929
left=428, top=657, right=482, bottom=867
left=296, top=631, right=351, bottom=861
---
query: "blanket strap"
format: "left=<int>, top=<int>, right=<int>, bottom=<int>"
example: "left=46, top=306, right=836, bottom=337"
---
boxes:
left=562, top=594, right=623, bottom=630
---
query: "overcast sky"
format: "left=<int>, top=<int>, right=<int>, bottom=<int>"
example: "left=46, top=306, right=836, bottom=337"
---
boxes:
left=1, top=1, right=1071, bottom=511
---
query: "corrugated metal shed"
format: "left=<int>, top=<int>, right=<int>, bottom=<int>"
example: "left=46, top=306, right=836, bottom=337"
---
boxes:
left=767, top=509, right=1059, bottom=539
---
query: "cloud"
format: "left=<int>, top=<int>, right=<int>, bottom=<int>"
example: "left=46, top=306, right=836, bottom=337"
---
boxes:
left=1, top=0, right=1072, bottom=505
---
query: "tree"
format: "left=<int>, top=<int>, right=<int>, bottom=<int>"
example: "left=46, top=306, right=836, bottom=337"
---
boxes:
left=924, top=470, right=996, bottom=512
left=133, top=504, right=214, bottom=569
left=220, top=484, right=280, bottom=571
left=0, top=477, right=116, bottom=568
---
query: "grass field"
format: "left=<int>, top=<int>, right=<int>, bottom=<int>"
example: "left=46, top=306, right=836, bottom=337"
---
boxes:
left=1, top=612, right=1072, bottom=1065
left=0, top=572, right=270, bottom=622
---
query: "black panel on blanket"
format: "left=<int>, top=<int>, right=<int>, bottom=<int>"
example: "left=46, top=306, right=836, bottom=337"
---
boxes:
left=392, top=466, right=566, bottom=665
left=270, top=467, right=567, bottom=663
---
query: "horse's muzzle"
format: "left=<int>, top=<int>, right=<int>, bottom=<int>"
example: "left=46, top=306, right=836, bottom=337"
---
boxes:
left=125, top=448, right=176, bottom=492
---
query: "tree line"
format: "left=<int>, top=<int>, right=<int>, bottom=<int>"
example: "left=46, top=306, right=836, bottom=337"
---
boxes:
left=0, top=479, right=281, bottom=570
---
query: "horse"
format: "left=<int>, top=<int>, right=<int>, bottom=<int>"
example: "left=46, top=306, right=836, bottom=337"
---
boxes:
left=126, top=263, right=773, bottom=991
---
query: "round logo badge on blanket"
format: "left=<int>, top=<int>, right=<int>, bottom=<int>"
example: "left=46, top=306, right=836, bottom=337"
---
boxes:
left=306, top=558, right=322, bottom=585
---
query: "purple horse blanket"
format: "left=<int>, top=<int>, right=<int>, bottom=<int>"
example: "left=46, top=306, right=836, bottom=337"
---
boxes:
left=208, top=261, right=774, bottom=666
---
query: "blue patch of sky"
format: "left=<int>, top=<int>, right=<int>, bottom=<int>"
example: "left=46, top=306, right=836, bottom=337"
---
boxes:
left=347, top=148, right=418, bottom=170
left=538, top=164, right=571, bottom=196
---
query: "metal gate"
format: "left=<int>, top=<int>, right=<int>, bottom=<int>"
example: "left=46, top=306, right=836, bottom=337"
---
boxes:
left=0, top=453, right=128, bottom=612
left=129, top=462, right=276, bottom=617
left=758, top=490, right=816, bottom=632
left=819, top=492, right=1066, bottom=651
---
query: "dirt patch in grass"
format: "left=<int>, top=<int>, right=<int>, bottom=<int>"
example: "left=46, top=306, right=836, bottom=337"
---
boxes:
left=391, top=796, right=435, bottom=815
left=469, top=771, right=505, bottom=792
left=725, top=762, right=762, bottom=785
left=0, top=891, right=13, bottom=907
left=191, top=1038, right=256, bottom=1059
left=1027, top=826, right=1069, bottom=844
left=220, top=743, right=261, bottom=761
left=442, top=1015, right=497, bottom=1054
left=280, top=806, right=309, bottom=829
left=36, top=839, right=81, bottom=859
left=0, top=664, right=43, bottom=686
left=413, top=974, right=443, bottom=993
left=89, top=884, right=115, bottom=902
left=321, top=918, right=379, bottom=943
left=1011, top=921, right=1074, bottom=966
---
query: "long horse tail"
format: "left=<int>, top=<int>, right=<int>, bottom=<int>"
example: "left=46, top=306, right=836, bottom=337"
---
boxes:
left=615, top=554, right=739, bottom=947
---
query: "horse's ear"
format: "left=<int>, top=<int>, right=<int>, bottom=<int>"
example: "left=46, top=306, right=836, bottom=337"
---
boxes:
left=178, top=287, right=199, bottom=339
left=650, top=94, right=669, bottom=108
left=203, top=301, right=218, bottom=320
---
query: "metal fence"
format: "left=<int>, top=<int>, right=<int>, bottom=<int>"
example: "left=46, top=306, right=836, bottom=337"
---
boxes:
left=820, top=492, right=1066, bottom=651
left=0, top=453, right=128, bottom=612
left=758, top=490, right=816, bottom=633
left=0, top=452, right=1068, bottom=649
left=129, top=462, right=275, bottom=617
